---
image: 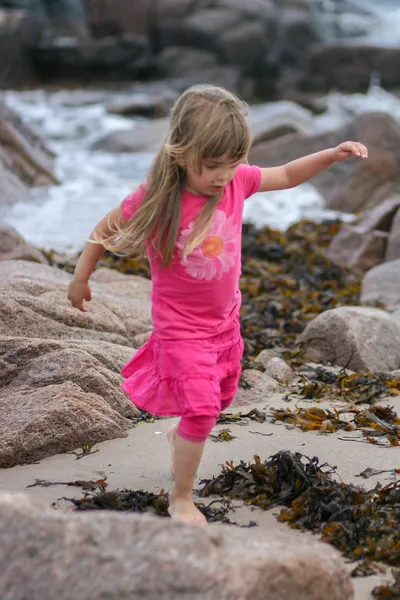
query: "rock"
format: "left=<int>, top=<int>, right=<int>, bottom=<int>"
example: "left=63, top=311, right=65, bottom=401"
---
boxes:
left=0, top=491, right=354, bottom=600
left=255, top=348, right=281, bottom=369
left=0, top=336, right=138, bottom=468
left=250, top=112, right=400, bottom=214
left=264, top=357, right=296, bottom=384
left=298, top=306, right=400, bottom=373
left=232, top=368, right=280, bottom=407
left=391, top=310, right=400, bottom=324
left=132, top=330, right=153, bottom=347
left=0, top=260, right=152, bottom=344
left=91, top=117, right=169, bottom=153
left=385, top=208, right=400, bottom=262
left=156, top=0, right=211, bottom=21
left=326, top=228, right=388, bottom=271
left=180, top=8, right=244, bottom=49
left=0, top=97, right=58, bottom=207
left=354, top=196, right=400, bottom=233
left=0, top=9, right=41, bottom=88
left=157, top=46, right=220, bottom=78
left=106, top=91, right=177, bottom=118
left=85, top=0, right=210, bottom=37
left=361, top=260, right=400, bottom=307
left=91, top=267, right=152, bottom=300
left=390, top=369, right=400, bottom=380
left=218, top=20, right=268, bottom=70
left=274, top=6, right=323, bottom=68
left=34, top=34, right=150, bottom=82
left=326, top=196, right=400, bottom=269
left=0, top=226, right=46, bottom=263
left=93, top=98, right=314, bottom=154
left=249, top=101, right=315, bottom=144
left=85, top=0, right=152, bottom=37
left=218, top=0, right=276, bottom=20
left=0, top=145, right=28, bottom=206
left=300, top=43, right=400, bottom=93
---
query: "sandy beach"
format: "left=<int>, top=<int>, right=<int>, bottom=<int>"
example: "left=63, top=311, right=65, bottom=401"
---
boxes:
left=1, top=393, right=397, bottom=599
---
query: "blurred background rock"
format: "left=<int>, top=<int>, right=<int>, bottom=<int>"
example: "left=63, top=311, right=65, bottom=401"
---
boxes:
left=2, top=0, right=400, bottom=266
left=1, top=0, right=396, bottom=98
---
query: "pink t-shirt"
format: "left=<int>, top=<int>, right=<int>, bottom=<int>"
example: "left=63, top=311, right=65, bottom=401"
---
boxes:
left=121, top=163, right=261, bottom=339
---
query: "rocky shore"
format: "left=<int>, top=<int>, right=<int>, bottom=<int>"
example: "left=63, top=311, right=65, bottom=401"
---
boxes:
left=1, top=2, right=400, bottom=595
left=2, top=198, right=400, bottom=596
left=2, top=0, right=400, bottom=101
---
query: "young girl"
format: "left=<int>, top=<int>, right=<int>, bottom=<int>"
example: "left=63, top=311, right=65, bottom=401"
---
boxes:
left=68, top=84, right=368, bottom=526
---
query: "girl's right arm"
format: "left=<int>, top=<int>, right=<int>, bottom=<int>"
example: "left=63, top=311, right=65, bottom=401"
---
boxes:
left=67, top=203, right=125, bottom=312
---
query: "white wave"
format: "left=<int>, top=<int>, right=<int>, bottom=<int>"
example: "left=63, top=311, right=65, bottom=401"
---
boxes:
left=1, top=82, right=399, bottom=251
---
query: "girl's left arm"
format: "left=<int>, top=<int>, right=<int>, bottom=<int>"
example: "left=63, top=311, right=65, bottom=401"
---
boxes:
left=257, top=141, right=368, bottom=193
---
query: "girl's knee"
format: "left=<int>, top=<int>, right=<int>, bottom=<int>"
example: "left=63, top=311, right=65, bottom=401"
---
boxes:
left=177, top=415, right=218, bottom=443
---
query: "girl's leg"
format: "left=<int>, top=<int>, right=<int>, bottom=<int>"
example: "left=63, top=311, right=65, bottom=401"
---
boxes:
left=167, top=422, right=178, bottom=477
left=168, top=415, right=217, bottom=526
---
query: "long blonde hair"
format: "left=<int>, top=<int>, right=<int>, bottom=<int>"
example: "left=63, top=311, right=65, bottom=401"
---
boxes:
left=96, top=84, right=252, bottom=266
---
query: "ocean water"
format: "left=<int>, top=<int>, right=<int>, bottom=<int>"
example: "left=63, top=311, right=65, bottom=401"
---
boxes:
left=1, top=2, right=400, bottom=252
left=356, top=0, right=400, bottom=45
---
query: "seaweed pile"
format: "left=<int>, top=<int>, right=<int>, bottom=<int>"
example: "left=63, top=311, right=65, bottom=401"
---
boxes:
left=198, top=451, right=400, bottom=568
left=62, top=450, right=400, bottom=573
left=239, top=220, right=362, bottom=361
left=67, top=482, right=251, bottom=526
left=373, top=570, right=400, bottom=599
left=271, top=404, right=400, bottom=447
left=55, top=219, right=362, bottom=364
left=286, top=366, right=400, bottom=403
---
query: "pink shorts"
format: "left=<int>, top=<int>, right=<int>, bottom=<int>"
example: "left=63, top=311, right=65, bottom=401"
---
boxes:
left=121, top=321, right=244, bottom=419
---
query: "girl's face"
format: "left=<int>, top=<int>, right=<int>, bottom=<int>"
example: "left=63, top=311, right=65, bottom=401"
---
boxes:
left=183, top=154, right=240, bottom=197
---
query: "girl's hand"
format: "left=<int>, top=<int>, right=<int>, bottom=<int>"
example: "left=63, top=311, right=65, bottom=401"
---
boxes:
left=332, top=141, right=368, bottom=162
left=67, top=279, right=92, bottom=312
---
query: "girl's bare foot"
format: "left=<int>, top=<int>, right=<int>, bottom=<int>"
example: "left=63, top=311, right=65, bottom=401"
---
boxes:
left=167, top=423, right=178, bottom=478
left=168, top=493, right=208, bottom=526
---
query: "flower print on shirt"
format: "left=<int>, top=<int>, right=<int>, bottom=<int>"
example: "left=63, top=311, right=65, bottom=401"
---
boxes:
left=176, top=209, right=239, bottom=281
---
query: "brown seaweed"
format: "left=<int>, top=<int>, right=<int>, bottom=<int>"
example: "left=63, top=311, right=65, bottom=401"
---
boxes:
left=239, top=220, right=365, bottom=363
left=69, top=441, right=100, bottom=460
left=217, top=409, right=267, bottom=425
left=68, top=488, right=255, bottom=527
left=26, top=478, right=107, bottom=491
left=286, top=365, right=400, bottom=404
left=351, top=559, right=386, bottom=577
left=69, top=488, right=170, bottom=516
left=198, top=451, right=400, bottom=567
left=209, top=428, right=236, bottom=442
left=270, top=405, right=400, bottom=447
left=373, top=569, right=400, bottom=599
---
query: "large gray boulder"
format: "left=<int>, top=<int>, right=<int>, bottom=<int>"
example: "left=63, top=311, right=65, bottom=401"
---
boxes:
left=0, top=336, right=139, bottom=468
left=0, top=8, right=41, bottom=88
left=0, top=491, right=354, bottom=600
left=34, top=34, right=150, bottom=81
left=361, top=260, right=400, bottom=307
left=326, top=196, right=400, bottom=270
left=300, top=43, right=400, bottom=93
left=385, top=208, right=400, bottom=262
left=0, top=260, right=152, bottom=344
left=0, top=97, right=58, bottom=208
left=233, top=368, right=280, bottom=406
left=297, top=306, right=400, bottom=372
left=0, top=260, right=154, bottom=467
left=93, top=100, right=315, bottom=154
left=250, top=112, right=400, bottom=214
left=0, top=225, right=47, bottom=263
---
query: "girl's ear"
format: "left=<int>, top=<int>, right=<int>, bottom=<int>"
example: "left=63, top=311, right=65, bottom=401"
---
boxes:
left=177, top=158, right=186, bottom=168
